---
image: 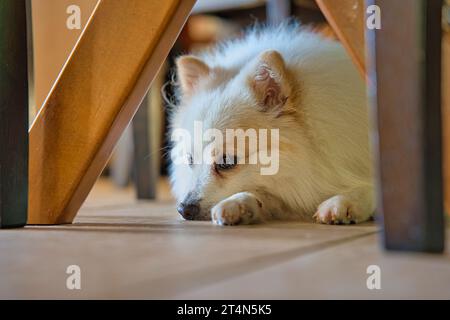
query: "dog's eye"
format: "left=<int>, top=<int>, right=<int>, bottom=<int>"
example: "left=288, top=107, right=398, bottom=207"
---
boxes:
left=215, top=155, right=237, bottom=171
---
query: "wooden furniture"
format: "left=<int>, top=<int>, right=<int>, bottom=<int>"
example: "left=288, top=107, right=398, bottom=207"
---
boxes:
left=0, top=0, right=29, bottom=228
left=31, top=0, right=163, bottom=201
left=366, top=0, right=444, bottom=252
left=318, top=0, right=446, bottom=252
left=318, top=0, right=449, bottom=218
left=31, top=0, right=98, bottom=116
left=28, top=0, right=195, bottom=224
left=316, top=0, right=366, bottom=76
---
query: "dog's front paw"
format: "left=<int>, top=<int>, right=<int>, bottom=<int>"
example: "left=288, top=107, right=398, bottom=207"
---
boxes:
left=313, top=193, right=373, bottom=224
left=313, top=195, right=356, bottom=225
left=211, top=192, right=263, bottom=226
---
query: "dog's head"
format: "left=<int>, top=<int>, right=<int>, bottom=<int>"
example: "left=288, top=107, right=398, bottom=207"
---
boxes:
left=170, top=50, right=298, bottom=220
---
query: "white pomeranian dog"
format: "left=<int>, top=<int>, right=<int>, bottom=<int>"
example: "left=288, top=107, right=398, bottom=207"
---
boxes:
left=169, top=24, right=374, bottom=226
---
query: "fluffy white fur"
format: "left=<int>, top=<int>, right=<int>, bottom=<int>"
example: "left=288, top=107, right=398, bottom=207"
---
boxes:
left=169, top=24, right=374, bottom=225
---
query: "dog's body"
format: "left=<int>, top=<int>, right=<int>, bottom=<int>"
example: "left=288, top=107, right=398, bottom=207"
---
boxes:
left=170, top=25, right=374, bottom=225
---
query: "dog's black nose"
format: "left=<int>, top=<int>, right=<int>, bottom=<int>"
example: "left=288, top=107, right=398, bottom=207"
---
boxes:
left=177, top=202, right=200, bottom=220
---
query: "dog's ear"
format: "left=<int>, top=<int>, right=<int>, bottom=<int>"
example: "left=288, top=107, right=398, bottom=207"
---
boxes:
left=176, top=55, right=210, bottom=96
left=249, top=50, right=291, bottom=113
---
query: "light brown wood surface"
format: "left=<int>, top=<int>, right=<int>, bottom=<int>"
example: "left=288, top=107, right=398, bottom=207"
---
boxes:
left=182, top=233, right=450, bottom=299
left=315, top=0, right=366, bottom=76
left=1, top=178, right=449, bottom=299
left=31, top=0, right=98, bottom=113
left=28, top=0, right=195, bottom=224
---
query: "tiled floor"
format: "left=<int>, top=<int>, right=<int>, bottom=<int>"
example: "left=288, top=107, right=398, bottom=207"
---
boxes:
left=0, top=178, right=449, bottom=299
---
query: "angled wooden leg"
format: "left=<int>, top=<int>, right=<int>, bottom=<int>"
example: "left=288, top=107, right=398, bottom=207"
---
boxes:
left=28, top=0, right=195, bottom=224
left=366, top=0, right=445, bottom=252
left=0, top=0, right=29, bottom=228
left=316, top=0, right=366, bottom=76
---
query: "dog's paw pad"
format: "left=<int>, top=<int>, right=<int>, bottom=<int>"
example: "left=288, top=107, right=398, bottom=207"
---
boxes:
left=211, top=202, right=245, bottom=226
left=313, top=195, right=354, bottom=225
left=211, top=192, right=262, bottom=226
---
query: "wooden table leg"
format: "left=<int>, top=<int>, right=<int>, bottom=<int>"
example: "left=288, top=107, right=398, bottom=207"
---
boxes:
left=366, top=0, right=445, bottom=252
left=0, top=0, right=29, bottom=228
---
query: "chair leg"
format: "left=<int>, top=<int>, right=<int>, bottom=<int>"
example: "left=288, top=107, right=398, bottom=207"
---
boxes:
left=0, top=0, right=28, bottom=228
left=110, top=124, right=134, bottom=188
left=133, top=95, right=157, bottom=200
left=366, top=0, right=445, bottom=252
left=443, top=5, right=450, bottom=217
left=316, top=0, right=366, bottom=77
left=266, top=0, right=290, bottom=24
